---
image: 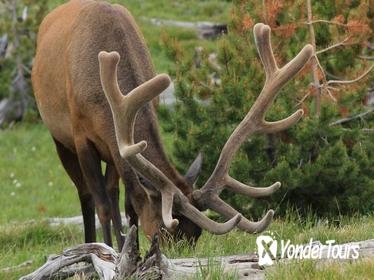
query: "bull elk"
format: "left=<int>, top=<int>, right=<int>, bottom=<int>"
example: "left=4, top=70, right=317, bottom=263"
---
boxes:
left=32, top=0, right=313, bottom=249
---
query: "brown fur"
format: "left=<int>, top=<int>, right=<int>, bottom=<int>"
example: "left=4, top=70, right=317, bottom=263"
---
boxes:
left=33, top=0, right=201, bottom=248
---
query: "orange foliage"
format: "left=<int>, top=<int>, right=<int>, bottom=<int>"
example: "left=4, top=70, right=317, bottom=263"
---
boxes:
left=309, top=84, right=318, bottom=97
left=274, top=23, right=297, bottom=38
left=302, top=104, right=309, bottom=117
left=297, top=60, right=313, bottom=79
left=332, top=14, right=345, bottom=24
left=242, top=13, right=254, bottom=31
left=339, top=106, right=349, bottom=117
left=265, top=0, right=283, bottom=27
left=346, top=20, right=371, bottom=35
left=316, top=67, right=325, bottom=82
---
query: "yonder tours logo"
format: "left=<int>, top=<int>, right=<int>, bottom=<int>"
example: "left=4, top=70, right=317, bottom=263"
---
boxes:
left=256, top=233, right=360, bottom=266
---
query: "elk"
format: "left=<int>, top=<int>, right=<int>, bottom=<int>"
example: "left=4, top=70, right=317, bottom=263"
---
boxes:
left=32, top=0, right=313, bottom=249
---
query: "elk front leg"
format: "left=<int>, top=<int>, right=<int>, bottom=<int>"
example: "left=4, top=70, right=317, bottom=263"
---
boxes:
left=75, top=137, right=112, bottom=247
left=123, top=165, right=144, bottom=250
left=53, top=138, right=96, bottom=243
left=104, top=164, right=125, bottom=250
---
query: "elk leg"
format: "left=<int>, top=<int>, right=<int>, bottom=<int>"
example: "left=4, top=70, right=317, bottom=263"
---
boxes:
left=75, top=138, right=113, bottom=247
left=123, top=166, right=144, bottom=249
left=53, top=138, right=96, bottom=243
left=104, top=164, right=125, bottom=250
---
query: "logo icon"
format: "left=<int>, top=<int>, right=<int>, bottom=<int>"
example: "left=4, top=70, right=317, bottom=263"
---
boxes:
left=256, top=234, right=277, bottom=266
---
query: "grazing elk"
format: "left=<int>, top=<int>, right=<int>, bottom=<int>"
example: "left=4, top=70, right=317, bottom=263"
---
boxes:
left=32, top=0, right=313, bottom=249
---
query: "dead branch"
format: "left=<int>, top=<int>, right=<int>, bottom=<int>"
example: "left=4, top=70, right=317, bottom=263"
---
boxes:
left=140, top=17, right=227, bottom=39
left=327, top=64, right=374, bottom=86
left=0, top=260, right=33, bottom=273
left=46, top=213, right=129, bottom=229
left=306, top=0, right=322, bottom=116
left=0, top=34, right=7, bottom=58
left=20, top=225, right=263, bottom=280
left=358, top=55, right=374, bottom=60
left=330, top=108, right=374, bottom=126
left=316, top=37, right=351, bottom=55
left=0, top=98, right=24, bottom=127
left=20, top=243, right=118, bottom=280
left=20, top=226, right=167, bottom=280
left=304, top=19, right=347, bottom=27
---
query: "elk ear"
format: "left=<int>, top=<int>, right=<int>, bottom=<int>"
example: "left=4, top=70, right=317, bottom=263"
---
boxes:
left=185, top=153, right=203, bottom=186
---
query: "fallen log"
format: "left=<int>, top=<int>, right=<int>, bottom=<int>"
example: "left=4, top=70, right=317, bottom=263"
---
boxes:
left=0, top=33, right=7, bottom=58
left=141, top=17, right=227, bottom=39
left=20, top=225, right=263, bottom=280
left=20, top=227, right=374, bottom=280
left=46, top=213, right=129, bottom=229
left=0, top=98, right=24, bottom=127
left=20, top=226, right=167, bottom=280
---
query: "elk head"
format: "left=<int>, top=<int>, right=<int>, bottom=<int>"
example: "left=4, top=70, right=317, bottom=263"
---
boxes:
left=98, top=23, right=313, bottom=241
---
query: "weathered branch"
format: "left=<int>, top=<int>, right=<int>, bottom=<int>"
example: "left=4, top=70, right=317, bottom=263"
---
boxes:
left=141, top=17, right=227, bottom=39
left=358, top=55, right=374, bottom=61
left=306, top=0, right=322, bottom=116
left=330, top=108, right=374, bottom=126
left=0, top=34, right=8, bottom=58
left=327, top=64, right=374, bottom=86
left=47, top=213, right=129, bottom=229
left=20, top=226, right=167, bottom=280
left=316, top=37, right=351, bottom=55
left=0, top=260, right=33, bottom=273
left=304, top=19, right=347, bottom=27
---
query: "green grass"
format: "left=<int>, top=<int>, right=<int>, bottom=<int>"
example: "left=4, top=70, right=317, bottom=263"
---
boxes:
left=49, top=0, right=231, bottom=22
left=0, top=124, right=81, bottom=224
left=267, top=259, right=374, bottom=280
left=0, top=223, right=82, bottom=279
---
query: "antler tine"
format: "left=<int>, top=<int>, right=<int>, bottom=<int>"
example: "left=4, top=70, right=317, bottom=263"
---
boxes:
left=207, top=195, right=275, bottom=233
left=98, top=51, right=242, bottom=234
left=192, top=24, right=313, bottom=233
left=251, top=23, right=314, bottom=124
left=98, top=51, right=151, bottom=158
left=254, top=23, right=278, bottom=78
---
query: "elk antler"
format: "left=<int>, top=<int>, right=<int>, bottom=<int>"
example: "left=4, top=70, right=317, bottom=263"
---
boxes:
left=99, top=52, right=242, bottom=234
left=192, top=23, right=313, bottom=233
left=98, top=23, right=313, bottom=235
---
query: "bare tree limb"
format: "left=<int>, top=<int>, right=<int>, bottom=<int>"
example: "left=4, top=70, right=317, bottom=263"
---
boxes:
left=0, top=260, right=33, bottom=273
left=358, top=55, right=374, bottom=61
left=327, top=64, right=374, bottom=86
left=307, top=0, right=322, bottom=116
left=330, top=108, right=374, bottom=126
left=316, top=37, right=351, bottom=55
left=304, top=19, right=347, bottom=27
